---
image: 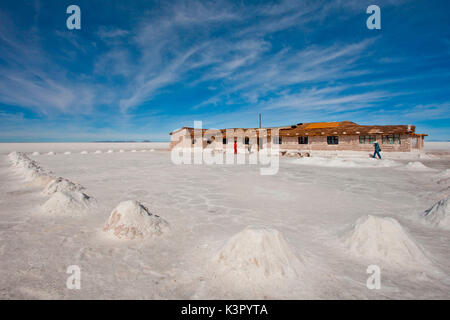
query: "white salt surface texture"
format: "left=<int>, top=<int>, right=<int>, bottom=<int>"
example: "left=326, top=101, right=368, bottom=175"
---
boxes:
left=422, top=198, right=450, bottom=230
left=343, top=215, right=432, bottom=270
left=64, top=151, right=71, bottom=155
left=94, top=150, right=102, bottom=154
left=47, top=151, right=55, bottom=155
left=32, top=152, right=40, bottom=156
left=1, top=143, right=448, bottom=299
left=81, top=151, right=88, bottom=154
left=103, top=200, right=169, bottom=240
left=107, top=150, right=114, bottom=153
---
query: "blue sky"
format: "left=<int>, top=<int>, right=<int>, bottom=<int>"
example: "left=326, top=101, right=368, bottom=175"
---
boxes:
left=0, top=0, right=449, bottom=142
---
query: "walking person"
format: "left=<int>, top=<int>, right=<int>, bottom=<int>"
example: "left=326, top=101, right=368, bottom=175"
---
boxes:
left=373, top=141, right=382, bottom=159
left=234, top=141, right=237, bottom=154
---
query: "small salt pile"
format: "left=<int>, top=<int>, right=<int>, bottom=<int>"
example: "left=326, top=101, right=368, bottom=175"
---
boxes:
left=103, top=200, right=169, bottom=240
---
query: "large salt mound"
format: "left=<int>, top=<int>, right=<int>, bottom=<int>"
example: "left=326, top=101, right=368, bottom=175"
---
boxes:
left=212, top=227, right=304, bottom=282
left=80, top=151, right=88, bottom=154
left=103, top=200, right=169, bottom=240
left=32, top=152, right=40, bottom=156
left=41, top=191, right=93, bottom=216
left=421, top=197, right=450, bottom=230
left=43, top=177, right=84, bottom=195
left=343, top=215, right=432, bottom=269
left=94, top=150, right=102, bottom=154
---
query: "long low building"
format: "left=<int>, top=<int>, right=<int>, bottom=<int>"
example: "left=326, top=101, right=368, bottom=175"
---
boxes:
left=169, top=121, right=427, bottom=153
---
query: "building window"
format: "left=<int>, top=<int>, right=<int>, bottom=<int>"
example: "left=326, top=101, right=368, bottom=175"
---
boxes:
left=244, top=137, right=249, bottom=145
left=273, top=137, right=282, bottom=144
left=359, top=135, right=376, bottom=144
left=382, top=134, right=401, bottom=144
left=298, top=136, right=308, bottom=144
left=327, top=136, right=339, bottom=145
left=223, top=138, right=227, bottom=144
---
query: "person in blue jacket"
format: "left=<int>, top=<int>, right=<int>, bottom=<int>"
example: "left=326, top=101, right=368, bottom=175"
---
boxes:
left=373, top=141, right=382, bottom=159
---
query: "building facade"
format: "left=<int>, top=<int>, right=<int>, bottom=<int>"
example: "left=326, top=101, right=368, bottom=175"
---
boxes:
left=169, top=121, right=427, bottom=153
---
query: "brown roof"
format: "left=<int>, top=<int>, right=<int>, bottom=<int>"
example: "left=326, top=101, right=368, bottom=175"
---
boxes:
left=279, top=121, right=426, bottom=137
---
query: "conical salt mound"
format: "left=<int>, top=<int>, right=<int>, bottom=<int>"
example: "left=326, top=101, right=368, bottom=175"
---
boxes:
left=43, top=177, right=84, bottom=195
left=422, top=197, right=450, bottom=230
left=343, top=215, right=432, bottom=269
left=212, top=227, right=304, bottom=282
left=41, top=191, right=93, bottom=216
left=103, top=200, right=169, bottom=240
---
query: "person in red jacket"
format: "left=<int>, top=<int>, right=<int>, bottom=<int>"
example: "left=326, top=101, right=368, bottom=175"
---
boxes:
left=234, top=141, right=237, bottom=154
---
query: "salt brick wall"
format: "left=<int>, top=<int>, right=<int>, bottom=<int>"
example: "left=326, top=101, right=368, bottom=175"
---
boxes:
left=280, top=134, right=413, bottom=152
left=170, top=130, right=419, bottom=152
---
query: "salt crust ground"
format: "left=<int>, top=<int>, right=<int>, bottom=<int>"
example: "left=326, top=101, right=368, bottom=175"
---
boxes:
left=0, top=142, right=449, bottom=299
